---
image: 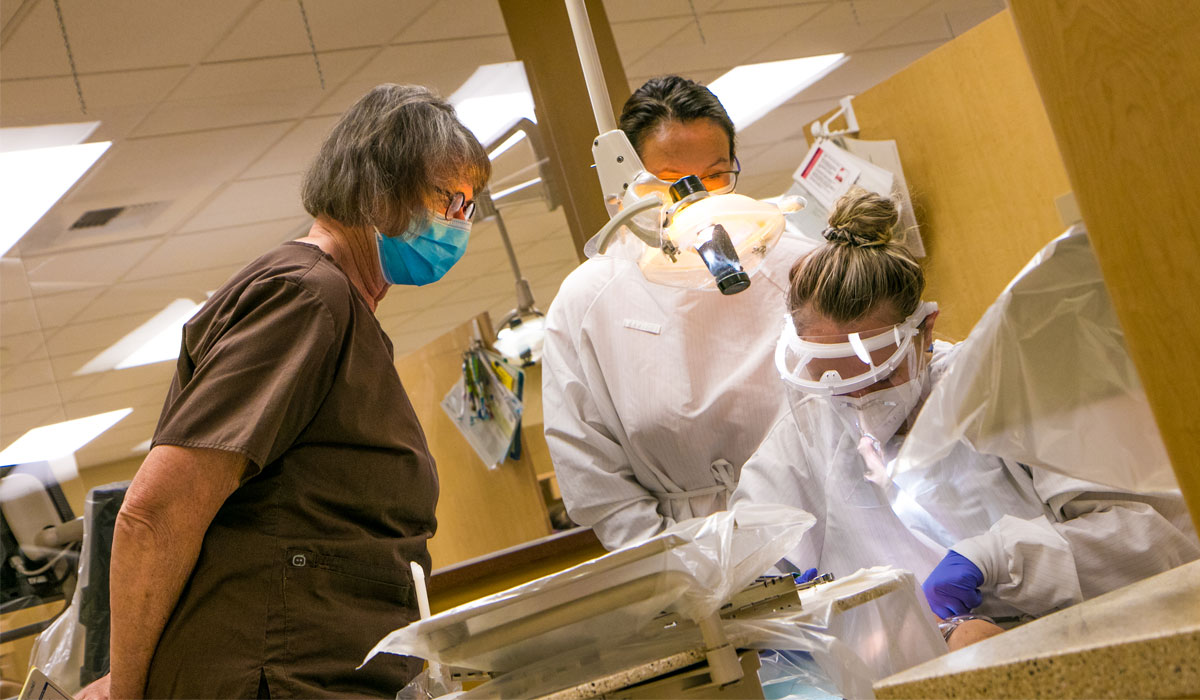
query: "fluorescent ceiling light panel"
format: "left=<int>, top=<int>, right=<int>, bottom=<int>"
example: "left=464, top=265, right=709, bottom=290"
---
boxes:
left=708, top=53, right=847, bottom=131
left=77, top=298, right=204, bottom=375
left=491, top=176, right=542, bottom=201
left=488, top=130, right=528, bottom=160
left=450, top=62, right=536, bottom=151
left=0, top=408, right=132, bottom=466
left=0, top=121, right=109, bottom=257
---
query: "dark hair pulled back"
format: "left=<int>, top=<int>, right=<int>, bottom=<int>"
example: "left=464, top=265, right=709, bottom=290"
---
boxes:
left=618, top=75, right=736, bottom=159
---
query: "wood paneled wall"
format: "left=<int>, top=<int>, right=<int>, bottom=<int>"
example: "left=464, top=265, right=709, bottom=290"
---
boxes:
left=828, top=12, right=1074, bottom=342
left=394, top=314, right=552, bottom=567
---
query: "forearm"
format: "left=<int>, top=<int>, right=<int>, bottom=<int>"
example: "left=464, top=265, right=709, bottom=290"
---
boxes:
left=106, top=446, right=247, bottom=699
left=108, top=505, right=208, bottom=699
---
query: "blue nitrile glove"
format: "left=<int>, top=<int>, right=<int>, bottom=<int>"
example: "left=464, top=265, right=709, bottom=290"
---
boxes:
left=795, top=567, right=820, bottom=584
left=922, top=550, right=984, bottom=618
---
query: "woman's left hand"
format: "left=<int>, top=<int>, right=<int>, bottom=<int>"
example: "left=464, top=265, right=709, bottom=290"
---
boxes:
left=76, top=673, right=111, bottom=700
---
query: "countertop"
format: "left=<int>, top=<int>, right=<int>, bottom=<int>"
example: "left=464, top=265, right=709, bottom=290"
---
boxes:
left=874, top=559, right=1200, bottom=699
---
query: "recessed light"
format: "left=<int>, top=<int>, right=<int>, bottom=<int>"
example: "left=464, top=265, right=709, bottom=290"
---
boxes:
left=708, top=54, right=847, bottom=131
left=0, top=409, right=132, bottom=466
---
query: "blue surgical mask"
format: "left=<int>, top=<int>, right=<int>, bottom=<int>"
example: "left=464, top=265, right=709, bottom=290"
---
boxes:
left=376, top=214, right=471, bottom=286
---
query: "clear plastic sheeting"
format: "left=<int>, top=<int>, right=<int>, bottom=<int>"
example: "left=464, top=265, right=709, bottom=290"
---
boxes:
left=29, top=483, right=127, bottom=693
left=448, top=566, right=943, bottom=699
left=364, top=505, right=815, bottom=674
left=726, top=566, right=947, bottom=698
left=895, top=226, right=1178, bottom=493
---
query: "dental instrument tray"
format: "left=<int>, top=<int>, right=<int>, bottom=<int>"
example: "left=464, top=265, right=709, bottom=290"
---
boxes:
left=380, top=534, right=697, bottom=673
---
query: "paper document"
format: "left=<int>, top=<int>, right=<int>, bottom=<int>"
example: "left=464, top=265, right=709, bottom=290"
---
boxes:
left=794, top=142, right=861, bottom=211
left=793, top=137, right=924, bottom=257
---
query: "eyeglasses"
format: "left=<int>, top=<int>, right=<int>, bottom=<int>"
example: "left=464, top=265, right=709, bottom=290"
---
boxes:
left=698, top=158, right=741, bottom=195
left=443, top=191, right=476, bottom=221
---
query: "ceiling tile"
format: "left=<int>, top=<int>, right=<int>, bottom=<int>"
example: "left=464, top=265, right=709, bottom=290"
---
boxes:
left=0, top=67, right=188, bottom=142
left=601, top=0, right=724, bottom=23
left=793, top=39, right=945, bottom=102
left=22, top=238, right=160, bottom=292
left=133, top=49, right=375, bottom=137
left=377, top=278, right=469, bottom=320
left=2, top=0, right=25, bottom=28
left=311, top=36, right=516, bottom=117
left=392, top=0, right=505, bottom=44
left=82, top=122, right=295, bottom=204
left=514, top=235, right=579, bottom=270
left=73, top=418, right=160, bottom=469
left=241, top=116, right=340, bottom=179
left=48, top=284, right=179, bottom=335
left=0, top=1, right=251, bottom=80
left=69, top=363, right=175, bottom=402
left=740, top=136, right=814, bottom=177
left=208, top=0, right=431, bottom=62
left=863, top=3, right=963, bottom=48
left=179, top=174, right=306, bottom=233
left=1, top=296, right=41, bottom=337
left=0, top=330, right=48, bottom=367
left=44, top=314, right=164, bottom=360
left=87, top=267, right=242, bottom=317
left=0, top=382, right=64, bottom=416
left=626, top=3, right=826, bottom=77
left=28, top=288, right=102, bottom=331
left=1, top=358, right=55, bottom=393
left=125, top=217, right=309, bottom=282
left=0, top=406, right=64, bottom=447
left=745, top=0, right=921, bottom=62
left=608, top=17, right=692, bottom=72
left=0, top=259, right=32, bottom=301
left=737, top=99, right=828, bottom=146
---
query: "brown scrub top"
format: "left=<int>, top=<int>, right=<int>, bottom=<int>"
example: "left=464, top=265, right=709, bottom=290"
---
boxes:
left=143, top=242, right=439, bottom=699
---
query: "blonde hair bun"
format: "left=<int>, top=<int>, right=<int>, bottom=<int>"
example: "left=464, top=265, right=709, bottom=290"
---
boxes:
left=822, top=186, right=899, bottom=248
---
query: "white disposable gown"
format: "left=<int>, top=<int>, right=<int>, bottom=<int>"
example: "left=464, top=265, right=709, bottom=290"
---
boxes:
left=543, top=224, right=820, bottom=550
left=731, top=342, right=1200, bottom=618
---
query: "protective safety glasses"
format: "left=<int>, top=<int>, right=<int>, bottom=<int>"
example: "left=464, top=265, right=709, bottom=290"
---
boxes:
left=626, top=159, right=741, bottom=200
left=443, top=191, right=476, bottom=221
left=775, top=301, right=938, bottom=396
left=698, top=158, right=740, bottom=195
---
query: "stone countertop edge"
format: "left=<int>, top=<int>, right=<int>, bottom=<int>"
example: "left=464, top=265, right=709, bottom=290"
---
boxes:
left=874, top=559, right=1200, bottom=699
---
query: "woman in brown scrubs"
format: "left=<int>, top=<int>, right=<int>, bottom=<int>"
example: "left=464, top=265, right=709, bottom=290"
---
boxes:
left=78, top=84, right=490, bottom=699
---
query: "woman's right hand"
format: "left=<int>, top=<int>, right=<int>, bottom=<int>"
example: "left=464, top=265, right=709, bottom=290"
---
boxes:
left=76, top=673, right=111, bottom=700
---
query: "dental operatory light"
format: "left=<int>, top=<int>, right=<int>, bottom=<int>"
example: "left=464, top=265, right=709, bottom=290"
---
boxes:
left=450, top=62, right=537, bottom=150
left=563, top=0, right=803, bottom=296
left=708, top=53, right=847, bottom=130
left=0, top=408, right=132, bottom=466
left=77, top=297, right=205, bottom=375
left=0, top=121, right=110, bottom=257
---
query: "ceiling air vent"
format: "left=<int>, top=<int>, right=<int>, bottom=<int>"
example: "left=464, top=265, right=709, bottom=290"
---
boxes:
left=21, top=200, right=171, bottom=254
left=70, top=207, right=126, bottom=229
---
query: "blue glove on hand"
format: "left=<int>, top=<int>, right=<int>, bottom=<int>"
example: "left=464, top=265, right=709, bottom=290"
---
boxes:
left=795, top=567, right=820, bottom=584
left=922, top=550, right=984, bottom=618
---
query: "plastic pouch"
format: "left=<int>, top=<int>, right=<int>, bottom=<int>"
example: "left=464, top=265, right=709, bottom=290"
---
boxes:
left=364, top=504, right=815, bottom=674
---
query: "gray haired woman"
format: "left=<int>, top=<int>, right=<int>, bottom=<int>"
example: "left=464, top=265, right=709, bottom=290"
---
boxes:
left=79, top=84, right=489, bottom=700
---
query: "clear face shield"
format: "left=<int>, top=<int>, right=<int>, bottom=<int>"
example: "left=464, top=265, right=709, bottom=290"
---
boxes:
left=777, top=301, right=938, bottom=461
left=588, top=130, right=803, bottom=295
left=776, top=302, right=938, bottom=503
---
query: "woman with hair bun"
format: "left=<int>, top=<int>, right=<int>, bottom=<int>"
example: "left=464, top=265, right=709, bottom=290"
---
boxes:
left=732, top=186, right=1198, bottom=648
